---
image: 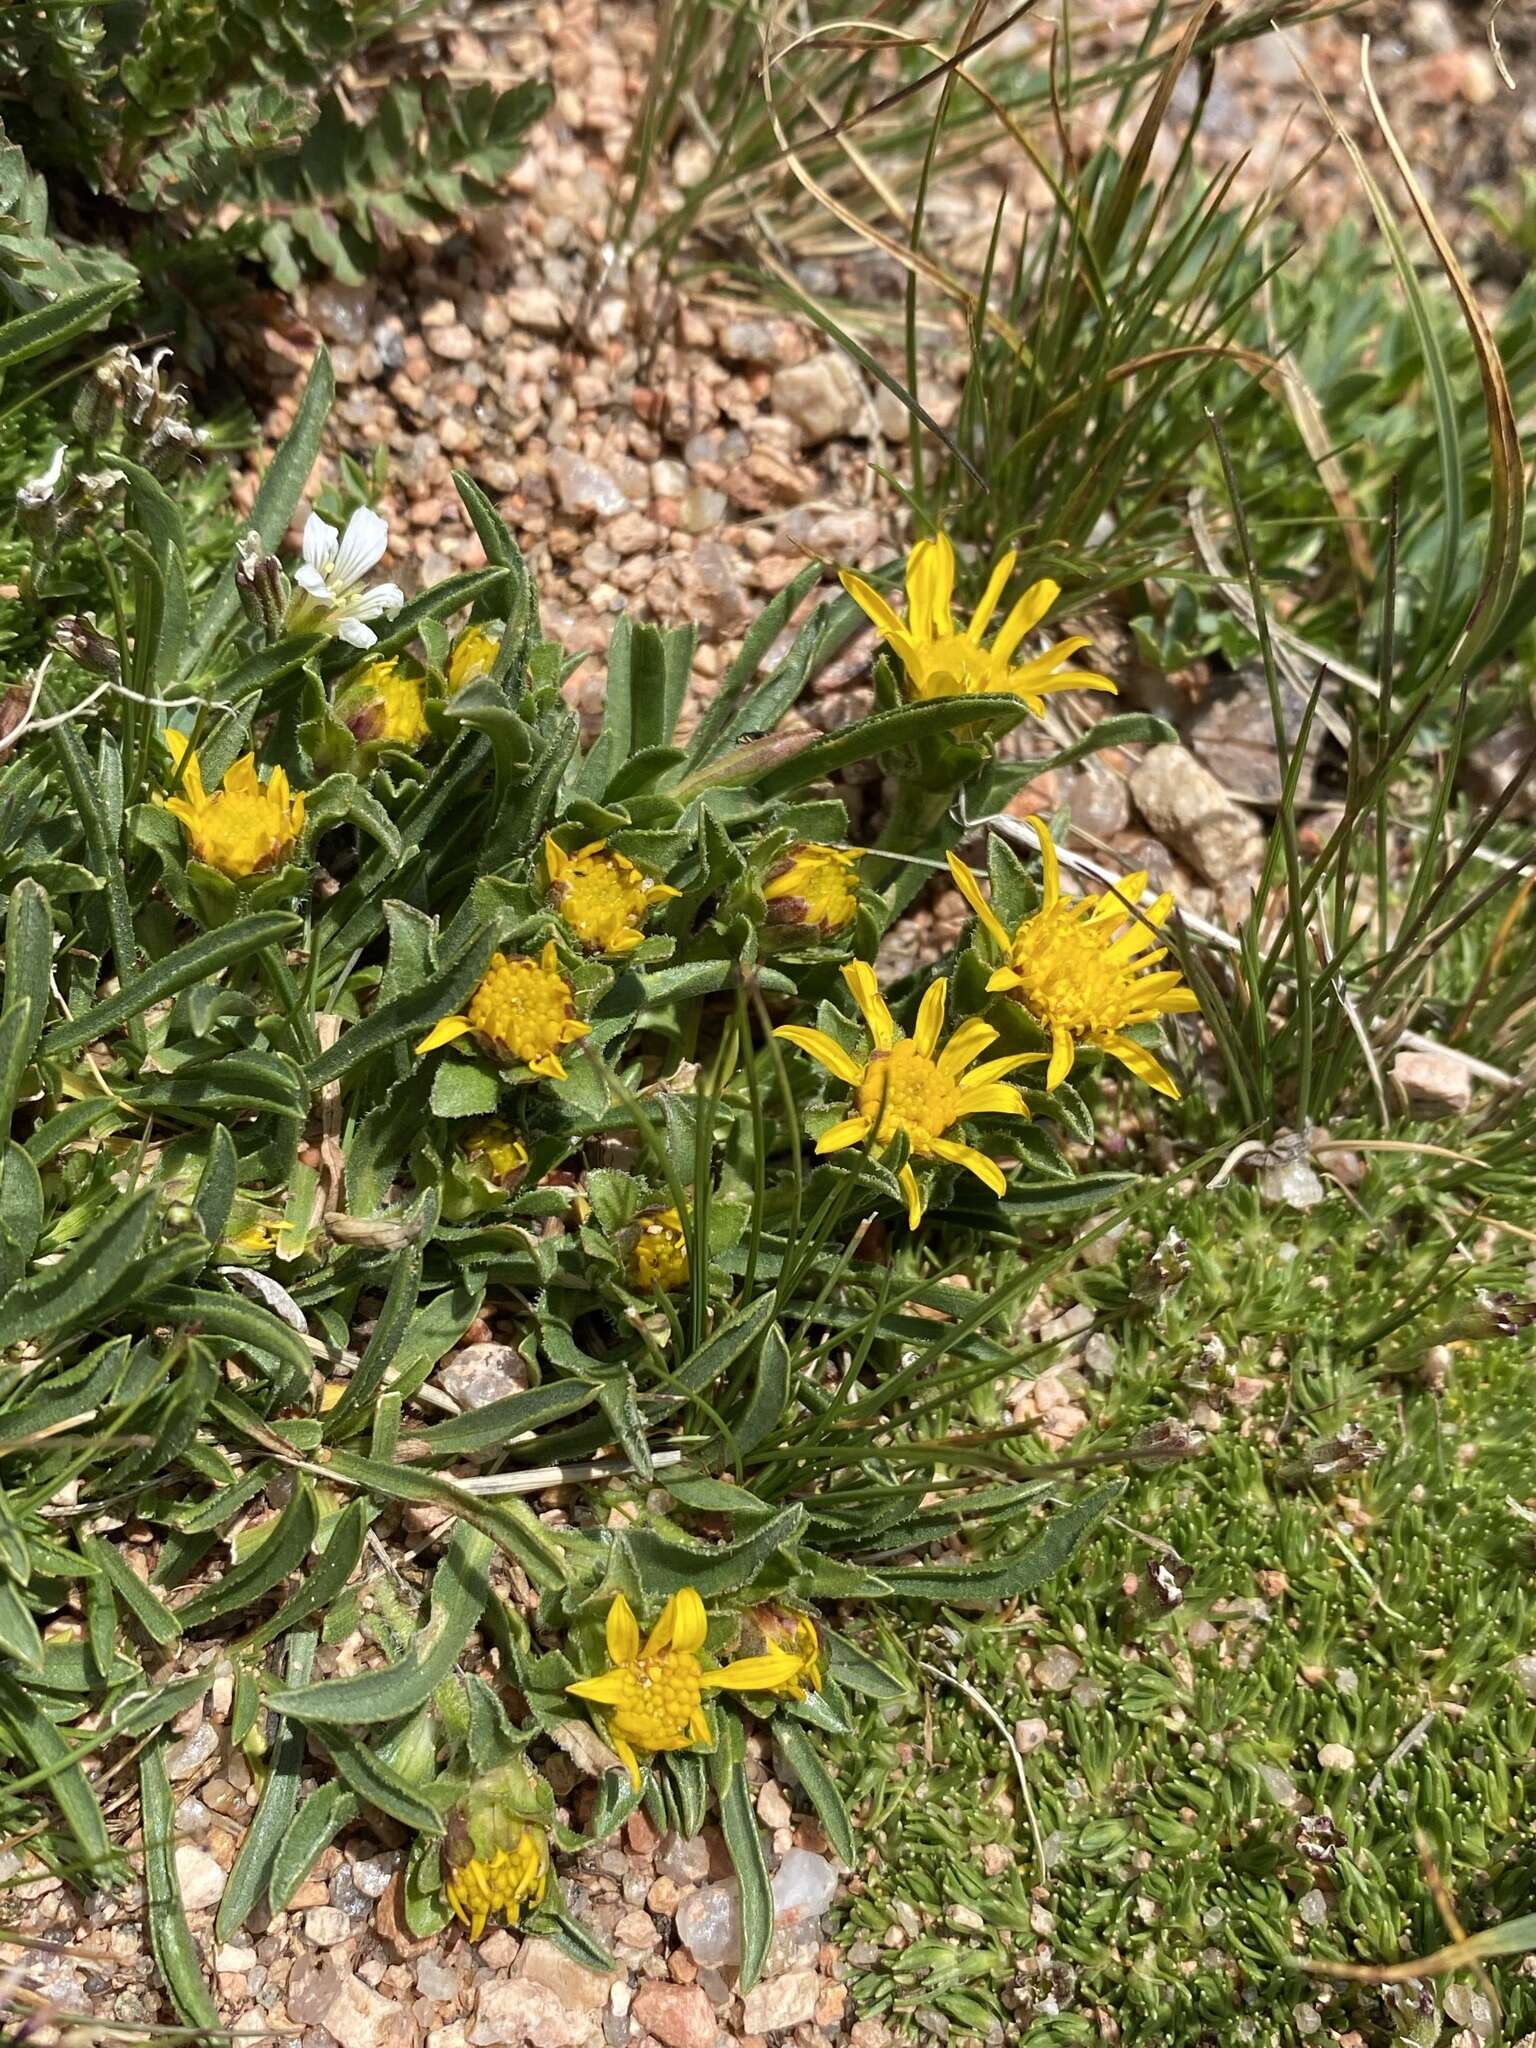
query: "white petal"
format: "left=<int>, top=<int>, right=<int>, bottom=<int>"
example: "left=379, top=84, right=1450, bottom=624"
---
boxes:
left=302, top=512, right=338, bottom=573
left=337, top=616, right=377, bottom=648
left=293, top=563, right=333, bottom=601
left=350, top=580, right=404, bottom=621
left=333, top=507, right=390, bottom=589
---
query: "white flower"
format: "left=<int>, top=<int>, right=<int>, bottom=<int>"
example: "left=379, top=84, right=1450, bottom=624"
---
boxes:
left=288, top=506, right=404, bottom=649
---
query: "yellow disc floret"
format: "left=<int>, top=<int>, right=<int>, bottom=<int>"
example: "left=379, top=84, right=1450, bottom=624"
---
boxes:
left=159, top=730, right=305, bottom=880
left=763, top=843, right=865, bottom=934
left=946, top=821, right=1201, bottom=1096
left=464, top=1121, right=530, bottom=1186
left=775, top=961, right=1038, bottom=1229
left=415, top=941, right=589, bottom=1079
left=544, top=837, right=680, bottom=955
left=840, top=531, right=1117, bottom=715
left=627, top=1206, right=690, bottom=1293
left=567, top=1588, right=816, bottom=1789
left=441, top=1763, right=551, bottom=1942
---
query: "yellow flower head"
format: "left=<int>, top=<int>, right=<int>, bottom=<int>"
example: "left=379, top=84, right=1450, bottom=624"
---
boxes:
left=763, top=843, right=865, bottom=935
left=464, top=1121, right=530, bottom=1187
left=775, top=961, right=1039, bottom=1229
left=567, top=1588, right=815, bottom=1789
left=337, top=656, right=428, bottom=746
left=442, top=1766, right=550, bottom=1942
left=544, top=837, right=681, bottom=956
left=448, top=623, right=502, bottom=694
left=946, top=820, right=1201, bottom=1098
left=415, top=941, right=589, bottom=1079
left=159, top=729, right=304, bottom=880
left=840, top=532, right=1116, bottom=714
left=626, top=1206, right=689, bottom=1293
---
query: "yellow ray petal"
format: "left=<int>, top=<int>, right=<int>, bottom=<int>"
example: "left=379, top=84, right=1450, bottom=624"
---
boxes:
left=962, top=1050, right=1046, bottom=1087
left=815, top=1115, right=873, bottom=1154
left=905, top=533, right=956, bottom=639
left=701, top=1648, right=805, bottom=1694
left=224, top=755, right=261, bottom=798
left=1029, top=816, right=1062, bottom=910
left=945, top=850, right=1011, bottom=954
left=647, top=1586, right=707, bottom=1658
left=605, top=1592, right=640, bottom=1665
left=774, top=1025, right=864, bottom=1085
left=1097, top=1031, right=1181, bottom=1098
left=985, top=966, right=1024, bottom=994
left=1047, top=1023, right=1076, bottom=1090
left=929, top=1136, right=1006, bottom=1196
left=913, top=978, right=947, bottom=1059
left=991, top=578, right=1061, bottom=664
left=842, top=961, right=895, bottom=1050
left=415, top=1014, right=474, bottom=1054
left=689, top=1708, right=713, bottom=1745
left=956, top=1082, right=1028, bottom=1119
left=936, top=1016, right=997, bottom=1078
left=967, top=550, right=1018, bottom=644
left=613, top=1736, right=642, bottom=1790
left=898, top=1162, right=923, bottom=1230
left=839, top=569, right=908, bottom=644
left=567, top=1671, right=630, bottom=1705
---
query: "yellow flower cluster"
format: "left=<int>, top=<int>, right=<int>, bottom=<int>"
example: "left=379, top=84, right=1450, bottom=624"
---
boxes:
left=841, top=533, right=1116, bottom=713
left=763, top=843, right=864, bottom=935
left=567, top=1588, right=821, bottom=1789
left=160, top=731, right=304, bottom=880
left=947, top=819, right=1200, bottom=1097
left=545, top=835, right=680, bottom=955
left=626, top=1207, right=690, bottom=1293
left=416, top=942, right=589, bottom=1079
left=443, top=1827, right=549, bottom=1941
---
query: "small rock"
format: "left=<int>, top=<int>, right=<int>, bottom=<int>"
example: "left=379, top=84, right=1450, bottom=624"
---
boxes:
left=305, top=1907, right=353, bottom=1948
left=1035, top=1647, right=1082, bottom=1693
left=308, top=280, right=376, bottom=347
left=327, top=1972, right=416, bottom=2048
left=612, top=1910, right=658, bottom=1950
left=1129, top=743, right=1266, bottom=885
left=1298, top=1888, right=1329, bottom=1927
left=1317, top=1743, right=1356, bottom=1771
left=1257, top=1150, right=1326, bottom=1211
left=517, top=1937, right=614, bottom=2014
left=741, top=1968, right=821, bottom=2034
left=426, top=324, right=476, bottom=364
left=771, top=355, right=866, bottom=444
left=630, top=1981, right=717, bottom=2048
left=173, top=1845, right=226, bottom=1910
left=549, top=450, right=631, bottom=520
left=1513, top=1654, right=1536, bottom=1700
left=166, top=1721, right=220, bottom=1780
left=1013, top=1717, right=1050, bottom=1755
left=350, top=1852, right=401, bottom=1901
left=656, top=1833, right=711, bottom=1886
left=515, top=287, right=565, bottom=337
left=470, top=1980, right=588, bottom=2048
left=415, top=1958, right=458, bottom=2003
left=719, top=317, right=803, bottom=367
left=217, top=1942, right=258, bottom=1974
left=756, top=1780, right=793, bottom=1830
left=678, top=485, right=728, bottom=535
left=675, top=1878, right=741, bottom=1965
left=438, top=1344, right=529, bottom=1410
left=772, top=1849, right=837, bottom=1922
left=1390, top=1047, right=1474, bottom=1120
left=288, top=1953, right=347, bottom=2026
left=1188, top=669, right=1321, bottom=805
left=1460, top=722, right=1536, bottom=820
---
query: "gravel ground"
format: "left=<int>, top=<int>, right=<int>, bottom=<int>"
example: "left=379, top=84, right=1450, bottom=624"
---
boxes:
left=9, top=3, right=1530, bottom=2044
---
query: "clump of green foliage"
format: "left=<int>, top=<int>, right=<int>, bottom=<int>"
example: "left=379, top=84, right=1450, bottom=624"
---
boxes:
left=0, top=273, right=1168, bottom=2012
left=835, top=1174, right=1536, bottom=2047
left=0, top=0, right=549, bottom=347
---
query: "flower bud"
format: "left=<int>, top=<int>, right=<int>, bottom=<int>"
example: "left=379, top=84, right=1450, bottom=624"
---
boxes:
left=54, top=615, right=122, bottom=678
left=334, top=656, right=428, bottom=747
left=236, top=531, right=289, bottom=642
left=442, top=1761, right=552, bottom=1941
left=762, top=842, right=864, bottom=937
left=625, top=1206, right=690, bottom=1293
left=141, top=416, right=200, bottom=480
left=72, top=348, right=128, bottom=444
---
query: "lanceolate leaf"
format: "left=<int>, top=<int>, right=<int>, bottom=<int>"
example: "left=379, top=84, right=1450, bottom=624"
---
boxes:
left=267, top=1524, right=492, bottom=1724
left=876, top=1481, right=1123, bottom=1604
